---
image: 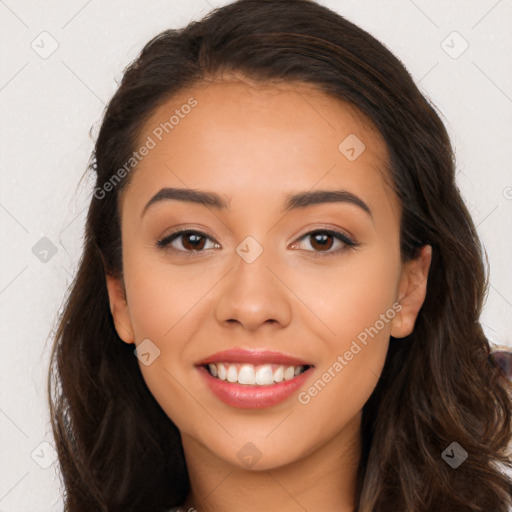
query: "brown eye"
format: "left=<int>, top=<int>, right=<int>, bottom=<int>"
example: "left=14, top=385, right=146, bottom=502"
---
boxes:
left=156, top=230, right=219, bottom=253
left=181, top=232, right=207, bottom=251
left=292, top=229, right=359, bottom=256
left=309, top=232, right=335, bottom=251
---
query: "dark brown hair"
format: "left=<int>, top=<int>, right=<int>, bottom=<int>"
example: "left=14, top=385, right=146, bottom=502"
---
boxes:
left=48, top=0, right=512, bottom=510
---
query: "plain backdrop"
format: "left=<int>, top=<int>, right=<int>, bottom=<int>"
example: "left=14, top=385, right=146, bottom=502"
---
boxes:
left=0, top=1, right=511, bottom=510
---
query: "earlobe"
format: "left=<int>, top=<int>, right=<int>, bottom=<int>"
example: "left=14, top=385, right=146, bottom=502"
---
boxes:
left=390, top=245, right=432, bottom=339
left=105, top=274, right=135, bottom=345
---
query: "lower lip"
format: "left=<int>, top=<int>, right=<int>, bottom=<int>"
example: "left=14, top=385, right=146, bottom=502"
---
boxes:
left=197, top=365, right=313, bottom=409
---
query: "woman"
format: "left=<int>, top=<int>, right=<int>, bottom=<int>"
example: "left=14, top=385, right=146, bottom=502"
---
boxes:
left=48, top=0, right=512, bottom=510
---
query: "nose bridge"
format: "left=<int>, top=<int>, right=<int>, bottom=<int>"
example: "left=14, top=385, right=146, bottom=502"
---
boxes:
left=214, top=233, right=292, bottom=330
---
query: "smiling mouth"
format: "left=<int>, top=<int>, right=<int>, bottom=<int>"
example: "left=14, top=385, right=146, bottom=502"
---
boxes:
left=203, top=362, right=311, bottom=386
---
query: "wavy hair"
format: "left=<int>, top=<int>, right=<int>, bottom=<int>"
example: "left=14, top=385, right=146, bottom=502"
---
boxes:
left=48, top=0, right=512, bottom=510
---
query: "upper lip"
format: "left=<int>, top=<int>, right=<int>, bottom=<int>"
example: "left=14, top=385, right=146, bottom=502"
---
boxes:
left=196, top=348, right=313, bottom=367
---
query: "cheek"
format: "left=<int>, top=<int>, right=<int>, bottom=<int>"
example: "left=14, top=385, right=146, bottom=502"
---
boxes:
left=292, top=244, right=401, bottom=342
left=296, top=272, right=397, bottom=430
left=121, top=259, right=211, bottom=427
left=123, top=255, right=212, bottom=342
left=296, top=248, right=399, bottom=405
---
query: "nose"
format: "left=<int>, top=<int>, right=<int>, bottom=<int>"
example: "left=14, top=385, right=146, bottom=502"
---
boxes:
left=214, top=244, right=293, bottom=332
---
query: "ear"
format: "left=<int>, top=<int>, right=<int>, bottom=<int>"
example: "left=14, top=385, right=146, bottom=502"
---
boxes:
left=390, top=245, right=432, bottom=339
left=105, top=274, right=134, bottom=345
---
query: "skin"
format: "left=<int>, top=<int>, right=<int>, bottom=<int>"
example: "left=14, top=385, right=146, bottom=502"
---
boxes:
left=106, top=75, right=432, bottom=512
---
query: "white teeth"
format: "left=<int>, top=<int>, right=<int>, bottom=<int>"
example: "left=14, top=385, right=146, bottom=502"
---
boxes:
left=238, top=364, right=256, bottom=385
left=284, top=366, right=295, bottom=380
left=227, top=364, right=238, bottom=383
left=255, top=364, right=274, bottom=385
left=217, top=363, right=227, bottom=380
left=273, top=366, right=284, bottom=383
left=206, top=362, right=308, bottom=385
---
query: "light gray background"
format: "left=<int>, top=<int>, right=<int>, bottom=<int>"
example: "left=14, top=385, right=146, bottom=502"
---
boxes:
left=1, top=1, right=511, bottom=510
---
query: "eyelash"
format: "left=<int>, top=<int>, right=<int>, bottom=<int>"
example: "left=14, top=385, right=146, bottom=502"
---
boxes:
left=155, top=228, right=361, bottom=257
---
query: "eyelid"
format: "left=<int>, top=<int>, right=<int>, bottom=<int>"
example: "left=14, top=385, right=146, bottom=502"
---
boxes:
left=293, top=223, right=356, bottom=243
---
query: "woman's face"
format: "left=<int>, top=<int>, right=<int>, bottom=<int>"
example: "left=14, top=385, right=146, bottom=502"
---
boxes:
left=106, top=77, right=431, bottom=471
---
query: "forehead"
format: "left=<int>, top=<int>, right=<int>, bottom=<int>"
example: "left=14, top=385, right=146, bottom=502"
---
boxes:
left=121, top=78, right=398, bottom=221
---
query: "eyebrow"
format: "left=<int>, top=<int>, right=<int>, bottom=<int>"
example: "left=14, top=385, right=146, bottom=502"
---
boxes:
left=141, top=187, right=373, bottom=219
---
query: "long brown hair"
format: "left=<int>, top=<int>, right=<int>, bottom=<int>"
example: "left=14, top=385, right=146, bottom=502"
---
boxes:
left=48, top=0, right=512, bottom=510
